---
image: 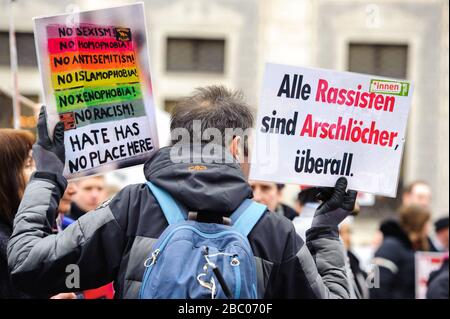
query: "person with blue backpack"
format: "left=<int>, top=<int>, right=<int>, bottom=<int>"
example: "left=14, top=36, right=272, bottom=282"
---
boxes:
left=8, top=86, right=356, bottom=299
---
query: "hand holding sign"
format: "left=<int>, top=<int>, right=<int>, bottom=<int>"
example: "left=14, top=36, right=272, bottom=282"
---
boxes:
left=311, top=177, right=357, bottom=229
left=32, top=105, right=65, bottom=175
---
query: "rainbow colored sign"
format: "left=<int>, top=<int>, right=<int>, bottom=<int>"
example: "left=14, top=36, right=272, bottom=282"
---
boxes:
left=34, top=3, right=159, bottom=179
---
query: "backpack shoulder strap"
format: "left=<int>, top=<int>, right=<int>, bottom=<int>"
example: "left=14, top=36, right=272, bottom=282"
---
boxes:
left=146, top=181, right=187, bottom=225
left=230, top=199, right=267, bottom=237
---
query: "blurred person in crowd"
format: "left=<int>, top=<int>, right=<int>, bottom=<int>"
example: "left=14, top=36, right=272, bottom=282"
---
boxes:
left=55, top=181, right=114, bottom=299
left=370, top=205, right=431, bottom=299
left=402, top=181, right=448, bottom=253
left=426, top=254, right=449, bottom=299
left=292, top=187, right=321, bottom=240
left=402, top=180, right=432, bottom=208
left=275, top=184, right=297, bottom=220
left=8, top=87, right=356, bottom=299
left=55, top=182, right=77, bottom=232
left=0, top=129, right=76, bottom=300
left=372, top=180, right=433, bottom=251
left=339, top=217, right=369, bottom=299
left=249, top=181, right=296, bottom=220
left=429, top=216, right=449, bottom=252
left=68, top=175, right=107, bottom=220
left=0, top=129, right=35, bottom=298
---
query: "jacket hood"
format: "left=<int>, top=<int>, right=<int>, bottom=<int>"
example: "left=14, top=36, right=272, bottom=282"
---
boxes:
left=143, top=145, right=253, bottom=215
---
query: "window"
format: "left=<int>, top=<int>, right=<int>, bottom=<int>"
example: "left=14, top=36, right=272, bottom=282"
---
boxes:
left=0, top=93, right=38, bottom=129
left=166, top=38, right=225, bottom=73
left=348, top=43, right=409, bottom=217
left=0, top=31, right=38, bottom=67
left=348, top=43, right=408, bottom=79
left=0, top=92, right=13, bottom=128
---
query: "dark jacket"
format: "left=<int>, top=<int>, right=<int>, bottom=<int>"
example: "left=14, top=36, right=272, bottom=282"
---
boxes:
left=7, top=146, right=349, bottom=299
left=279, top=204, right=297, bottom=221
left=67, top=202, right=86, bottom=221
left=426, top=258, right=449, bottom=299
left=370, top=219, right=416, bottom=299
left=0, top=221, right=31, bottom=298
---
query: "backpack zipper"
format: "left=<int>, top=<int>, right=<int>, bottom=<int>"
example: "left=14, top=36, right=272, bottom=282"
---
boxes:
left=231, top=256, right=241, bottom=298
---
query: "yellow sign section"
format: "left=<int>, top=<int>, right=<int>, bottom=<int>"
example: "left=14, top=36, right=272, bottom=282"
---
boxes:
left=51, top=67, right=139, bottom=90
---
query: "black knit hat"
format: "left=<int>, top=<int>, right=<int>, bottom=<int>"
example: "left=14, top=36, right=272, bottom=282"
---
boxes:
left=434, top=216, right=449, bottom=232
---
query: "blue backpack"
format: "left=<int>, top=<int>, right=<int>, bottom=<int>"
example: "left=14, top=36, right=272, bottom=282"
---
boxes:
left=139, top=182, right=267, bottom=299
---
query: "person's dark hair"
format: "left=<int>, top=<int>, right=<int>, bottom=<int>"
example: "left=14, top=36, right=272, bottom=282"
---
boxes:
left=170, top=86, right=254, bottom=156
left=0, top=129, right=35, bottom=226
left=434, top=216, right=449, bottom=233
left=297, top=188, right=320, bottom=206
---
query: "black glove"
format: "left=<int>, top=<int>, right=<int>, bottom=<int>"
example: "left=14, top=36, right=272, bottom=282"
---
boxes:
left=32, top=105, right=65, bottom=175
left=311, top=177, right=357, bottom=228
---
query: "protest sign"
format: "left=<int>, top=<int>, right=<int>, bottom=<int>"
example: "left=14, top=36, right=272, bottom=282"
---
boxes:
left=34, top=3, right=158, bottom=179
left=250, top=63, right=414, bottom=196
left=415, top=251, right=446, bottom=299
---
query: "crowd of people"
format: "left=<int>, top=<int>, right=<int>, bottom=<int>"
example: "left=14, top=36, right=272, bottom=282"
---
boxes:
left=0, top=86, right=448, bottom=299
left=246, top=178, right=449, bottom=299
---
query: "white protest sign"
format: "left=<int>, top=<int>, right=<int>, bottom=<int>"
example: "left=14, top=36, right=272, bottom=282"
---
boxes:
left=34, top=3, right=159, bottom=179
left=250, top=63, right=414, bottom=196
left=415, top=251, right=445, bottom=299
